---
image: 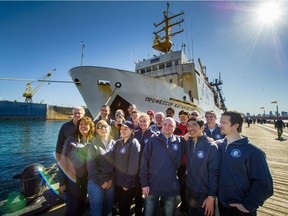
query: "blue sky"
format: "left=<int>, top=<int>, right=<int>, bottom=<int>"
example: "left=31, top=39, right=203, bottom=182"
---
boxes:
left=0, top=1, right=287, bottom=116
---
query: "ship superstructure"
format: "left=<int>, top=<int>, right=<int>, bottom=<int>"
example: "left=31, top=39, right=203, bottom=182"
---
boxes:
left=69, top=4, right=226, bottom=119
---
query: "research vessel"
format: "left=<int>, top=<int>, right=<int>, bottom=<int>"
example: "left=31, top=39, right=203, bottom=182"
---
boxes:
left=69, top=4, right=227, bottom=119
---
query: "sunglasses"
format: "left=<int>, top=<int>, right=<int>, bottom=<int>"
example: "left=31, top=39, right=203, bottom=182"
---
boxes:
left=191, top=113, right=198, bottom=116
left=98, top=125, right=108, bottom=129
left=187, top=123, right=199, bottom=127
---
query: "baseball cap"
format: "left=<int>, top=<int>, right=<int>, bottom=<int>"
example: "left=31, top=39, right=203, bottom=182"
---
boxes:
left=179, top=110, right=190, bottom=117
left=119, top=121, right=134, bottom=129
left=147, top=110, right=155, bottom=116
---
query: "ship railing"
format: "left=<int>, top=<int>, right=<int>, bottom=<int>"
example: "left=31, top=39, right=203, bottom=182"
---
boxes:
left=145, top=65, right=182, bottom=77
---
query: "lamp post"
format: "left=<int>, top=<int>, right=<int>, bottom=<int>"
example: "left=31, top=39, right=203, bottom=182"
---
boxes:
left=81, top=41, right=85, bottom=66
left=260, top=107, right=265, bottom=116
left=271, top=101, right=278, bottom=117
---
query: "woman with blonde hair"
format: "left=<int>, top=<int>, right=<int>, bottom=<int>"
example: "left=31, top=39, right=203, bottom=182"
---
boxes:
left=59, top=116, right=95, bottom=216
left=87, top=120, right=116, bottom=216
left=134, top=113, right=156, bottom=215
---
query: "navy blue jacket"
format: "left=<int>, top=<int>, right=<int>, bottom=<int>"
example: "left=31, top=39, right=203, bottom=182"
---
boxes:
left=134, top=128, right=156, bottom=152
left=87, top=136, right=115, bottom=186
left=56, top=120, right=77, bottom=155
left=140, top=133, right=184, bottom=196
left=204, top=123, right=225, bottom=141
left=218, top=137, right=273, bottom=212
left=114, top=135, right=141, bottom=189
left=59, top=136, right=89, bottom=186
left=185, top=135, right=220, bottom=197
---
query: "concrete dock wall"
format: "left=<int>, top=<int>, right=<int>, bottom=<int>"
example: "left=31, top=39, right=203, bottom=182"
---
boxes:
left=46, top=105, right=72, bottom=120
left=46, top=105, right=92, bottom=120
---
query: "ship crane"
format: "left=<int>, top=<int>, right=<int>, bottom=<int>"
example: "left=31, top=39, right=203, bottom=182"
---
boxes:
left=210, top=73, right=227, bottom=111
left=198, top=58, right=208, bottom=81
left=22, top=69, right=56, bottom=103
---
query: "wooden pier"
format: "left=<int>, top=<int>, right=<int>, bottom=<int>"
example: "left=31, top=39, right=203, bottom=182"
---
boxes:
left=241, top=123, right=288, bottom=216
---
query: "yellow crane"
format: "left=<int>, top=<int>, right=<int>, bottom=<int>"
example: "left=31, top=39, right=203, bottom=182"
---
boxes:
left=23, top=69, right=56, bottom=103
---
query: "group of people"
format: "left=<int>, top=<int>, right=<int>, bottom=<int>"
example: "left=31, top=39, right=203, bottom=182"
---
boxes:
left=55, top=104, right=274, bottom=216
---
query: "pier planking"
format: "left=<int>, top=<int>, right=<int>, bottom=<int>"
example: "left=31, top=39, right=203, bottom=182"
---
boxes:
left=241, top=123, right=288, bottom=216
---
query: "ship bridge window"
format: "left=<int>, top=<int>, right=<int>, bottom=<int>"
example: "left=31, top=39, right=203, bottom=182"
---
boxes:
left=175, top=60, right=179, bottom=66
left=159, top=64, right=164, bottom=69
left=152, top=66, right=158, bottom=71
left=146, top=67, right=151, bottom=72
left=166, top=61, right=172, bottom=68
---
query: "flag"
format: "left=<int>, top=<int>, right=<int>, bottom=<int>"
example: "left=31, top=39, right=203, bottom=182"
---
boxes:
left=260, top=107, right=264, bottom=109
left=271, top=101, right=277, bottom=104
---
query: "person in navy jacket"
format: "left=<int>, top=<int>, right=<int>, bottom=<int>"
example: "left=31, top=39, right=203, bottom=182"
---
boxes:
left=134, top=113, right=156, bottom=216
left=59, top=116, right=94, bottom=216
left=184, top=117, right=220, bottom=216
left=140, top=117, right=184, bottom=216
left=114, top=121, right=141, bottom=216
left=218, top=110, right=273, bottom=216
left=204, top=110, right=225, bottom=142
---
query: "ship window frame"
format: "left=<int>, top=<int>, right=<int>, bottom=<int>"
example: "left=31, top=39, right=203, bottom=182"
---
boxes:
left=166, top=61, right=172, bottom=68
left=152, top=65, right=158, bottom=71
left=140, top=69, right=145, bottom=74
left=146, top=67, right=151, bottom=73
left=159, top=64, right=165, bottom=69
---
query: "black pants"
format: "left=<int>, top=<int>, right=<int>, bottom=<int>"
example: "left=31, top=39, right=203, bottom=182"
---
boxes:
left=134, top=182, right=144, bottom=216
left=218, top=201, right=257, bottom=216
left=177, top=164, right=187, bottom=214
left=65, top=178, right=87, bottom=216
left=115, top=184, right=136, bottom=216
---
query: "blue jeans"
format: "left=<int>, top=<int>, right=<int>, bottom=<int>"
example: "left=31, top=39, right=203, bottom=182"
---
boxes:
left=185, top=187, right=208, bottom=216
left=144, top=195, right=177, bottom=216
left=88, top=180, right=114, bottom=216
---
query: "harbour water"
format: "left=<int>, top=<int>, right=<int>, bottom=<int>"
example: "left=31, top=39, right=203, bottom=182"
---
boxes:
left=0, top=120, right=66, bottom=200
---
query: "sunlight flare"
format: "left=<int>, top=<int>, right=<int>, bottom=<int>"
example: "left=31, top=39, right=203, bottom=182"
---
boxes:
left=256, top=1, right=282, bottom=26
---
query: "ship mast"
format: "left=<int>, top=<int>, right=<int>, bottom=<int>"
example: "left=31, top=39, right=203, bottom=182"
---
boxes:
left=153, top=3, right=184, bottom=53
left=210, top=73, right=227, bottom=111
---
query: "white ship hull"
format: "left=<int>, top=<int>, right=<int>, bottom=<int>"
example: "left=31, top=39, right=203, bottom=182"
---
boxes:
left=69, top=64, right=224, bottom=119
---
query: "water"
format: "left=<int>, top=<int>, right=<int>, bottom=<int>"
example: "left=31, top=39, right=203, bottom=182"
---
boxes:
left=0, top=120, right=66, bottom=200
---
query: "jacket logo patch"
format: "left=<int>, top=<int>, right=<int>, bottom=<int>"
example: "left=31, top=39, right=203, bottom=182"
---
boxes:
left=172, top=144, right=179, bottom=151
left=215, top=134, right=222, bottom=139
left=120, top=147, right=126, bottom=154
left=197, top=151, right=205, bottom=158
left=231, top=149, right=241, bottom=158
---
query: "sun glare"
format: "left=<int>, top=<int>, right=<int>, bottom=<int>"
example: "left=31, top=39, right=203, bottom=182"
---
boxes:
left=256, top=1, right=282, bottom=26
